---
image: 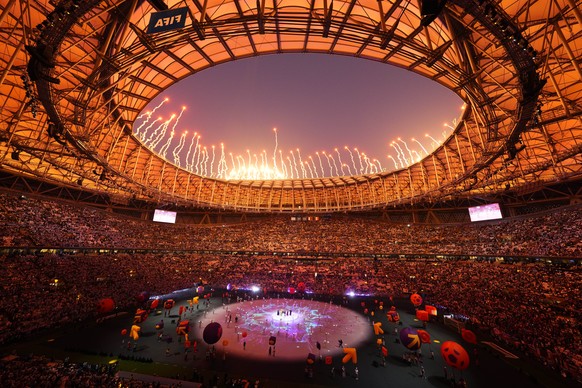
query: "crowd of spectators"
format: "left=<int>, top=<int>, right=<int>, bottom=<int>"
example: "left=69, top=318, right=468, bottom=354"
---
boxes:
left=0, top=355, right=179, bottom=387
left=0, top=252, right=580, bottom=382
left=0, top=190, right=581, bottom=383
left=0, top=191, right=580, bottom=257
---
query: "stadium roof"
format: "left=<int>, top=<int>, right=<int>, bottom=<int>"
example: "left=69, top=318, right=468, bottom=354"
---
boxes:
left=0, top=0, right=580, bottom=212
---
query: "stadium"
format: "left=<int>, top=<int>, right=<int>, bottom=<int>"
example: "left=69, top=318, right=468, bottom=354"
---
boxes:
left=0, top=0, right=581, bottom=387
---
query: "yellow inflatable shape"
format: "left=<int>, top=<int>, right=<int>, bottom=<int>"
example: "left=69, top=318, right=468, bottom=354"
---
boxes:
left=342, top=347, right=357, bottom=364
left=130, top=325, right=141, bottom=341
left=373, top=322, right=384, bottom=335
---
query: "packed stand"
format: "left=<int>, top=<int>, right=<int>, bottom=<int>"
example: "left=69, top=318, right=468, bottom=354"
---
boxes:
left=0, top=355, right=163, bottom=387
left=0, top=191, right=581, bottom=257
left=0, top=251, right=580, bottom=382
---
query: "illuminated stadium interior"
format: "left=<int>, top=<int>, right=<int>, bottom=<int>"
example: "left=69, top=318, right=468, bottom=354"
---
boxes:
left=0, top=1, right=581, bottom=386
left=1, top=0, right=580, bottom=213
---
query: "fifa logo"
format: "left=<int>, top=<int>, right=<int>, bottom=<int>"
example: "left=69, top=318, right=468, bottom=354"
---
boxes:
left=153, top=14, right=182, bottom=28
left=147, top=8, right=188, bottom=34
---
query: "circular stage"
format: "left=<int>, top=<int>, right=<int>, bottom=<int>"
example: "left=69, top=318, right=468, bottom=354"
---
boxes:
left=189, top=298, right=370, bottom=361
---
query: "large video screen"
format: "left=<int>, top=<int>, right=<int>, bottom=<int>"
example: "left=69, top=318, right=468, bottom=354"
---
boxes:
left=153, top=209, right=177, bottom=224
left=468, top=203, right=503, bottom=222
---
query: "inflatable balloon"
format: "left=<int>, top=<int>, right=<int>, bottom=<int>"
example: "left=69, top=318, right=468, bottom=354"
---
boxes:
left=387, top=311, right=400, bottom=322
left=425, top=305, right=437, bottom=316
left=417, top=329, right=431, bottom=344
left=121, top=329, right=127, bottom=336
left=297, top=282, right=306, bottom=292
left=306, top=353, right=316, bottom=364
left=381, top=346, right=388, bottom=357
left=242, top=331, right=248, bottom=338
left=342, top=347, right=357, bottom=364
left=416, top=310, right=429, bottom=322
left=288, top=287, right=296, bottom=294
left=461, top=329, right=478, bottom=345
left=373, top=322, right=384, bottom=335
left=410, top=293, right=423, bottom=306
left=136, top=291, right=150, bottom=303
left=134, top=309, right=148, bottom=324
left=441, top=341, right=470, bottom=370
left=203, top=322, right=223, bottom=345
left=164, top=299, right=175, bottom=310
left=97, top=298, right=115, bottom=313
left=176, top=320, right=190, bottom=336
left=399, top=327, right=421, bottom=351
left=130, top=325, right=140, bottom=341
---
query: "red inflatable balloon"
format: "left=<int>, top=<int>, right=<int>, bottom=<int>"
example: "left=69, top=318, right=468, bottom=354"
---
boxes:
left=121, top=329, right=128, bottom=336
left=410, top=293, right=423, bottom=306
left=461, top=329, right=478, bottom=345
left=97, top=298, right=115, bottom=313
left=441, top=341, right=470, bottom=370
left=417, top=329, right=431, bottom=344
left=297, top=282, right=306, bottom=292
left=164, top=299, right=175, bottom=310
left=425, top=305, right=437, bottom=316
left=134, top=309, right=148, bottom=324
left=136, top=291, right=150, bottom=303
left=416, top=310, right=429, bottom=322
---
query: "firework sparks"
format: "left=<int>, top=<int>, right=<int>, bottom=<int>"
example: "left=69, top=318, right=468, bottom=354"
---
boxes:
left=133, top=101, right=460, bottom=179
left=172, top=131, right=188, bottom=166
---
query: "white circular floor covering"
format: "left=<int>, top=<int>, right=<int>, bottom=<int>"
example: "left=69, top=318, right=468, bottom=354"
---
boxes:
left=192, top=298, right=371, bottom=361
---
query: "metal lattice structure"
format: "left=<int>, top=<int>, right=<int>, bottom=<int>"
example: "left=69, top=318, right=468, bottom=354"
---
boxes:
left=0, top=0, right=581, bottom=212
